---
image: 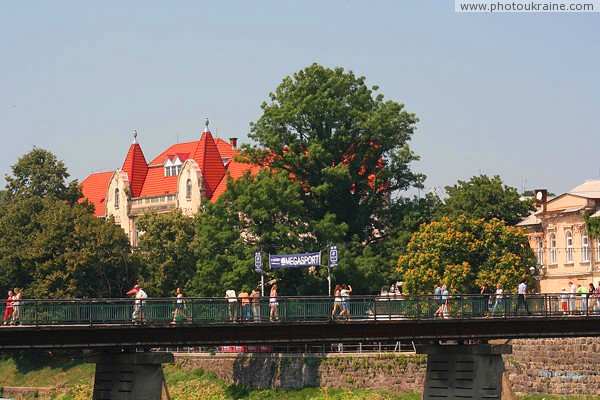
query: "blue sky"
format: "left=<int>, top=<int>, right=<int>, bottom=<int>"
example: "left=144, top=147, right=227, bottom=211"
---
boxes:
left=1, top=1, right=598, bottom=196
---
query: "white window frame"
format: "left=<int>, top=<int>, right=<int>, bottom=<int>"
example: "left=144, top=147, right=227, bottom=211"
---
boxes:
left=566, top=231, right=573, bottom=263
left=582, top=230, right=590, bottom=262
left=536, top=237, right=544, bottom=265
left=550, top=233, right=557, bottom=264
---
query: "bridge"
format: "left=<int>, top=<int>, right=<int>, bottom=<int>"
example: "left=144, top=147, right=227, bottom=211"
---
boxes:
left=2, top=294, right=598, bottom=399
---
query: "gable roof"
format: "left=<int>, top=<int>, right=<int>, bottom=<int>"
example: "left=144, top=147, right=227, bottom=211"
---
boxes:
left=568, top=180, right=600, bottom=199
left=80, top=171, right=113, bottom=217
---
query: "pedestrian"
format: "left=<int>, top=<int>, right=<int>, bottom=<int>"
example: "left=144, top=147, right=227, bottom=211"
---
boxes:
left=578, top=284, right=588, bottom=313
left=560, top=288, right=568, bottom=315
left=588, top=283, right=596, bottom=313
left=12, top=288, right=21, bottom=325
left=172, top=287, right=188, bottom=323
left=126, top=284, right=147, bottom=323
left=441, top=285, right=450, bottom=318
left=225, top=289, right=238, bottom=321
left=340, top=284, right=353, bottom=320
left=250, top=289, right=261, bottom=321
left=269, top=284, right=279, bottom=322
left=238, top=288, right=251, bottom=321
left=3, top=290, right=13, bottom=325
left=491, top=283, right=504, bottom=316
left=568, top=281, right=577, bottom=314
left=515, top=280, right=529, bottom=315
left=434, top=282, right=442, bottom=316
left=480, top=283, right=493, bottom=316
left=331, top=284, right=343, bottom=320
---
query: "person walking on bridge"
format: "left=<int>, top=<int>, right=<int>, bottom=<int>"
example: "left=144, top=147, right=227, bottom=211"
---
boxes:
left=3, top=290, right=13, bottom=325
left=515, top=280, right=529, bottom=315
left=172, top=287, right=188, bottom=323
left=269, top=284, right=279, bottom=322
left=491, top=283, right=504, bottom=316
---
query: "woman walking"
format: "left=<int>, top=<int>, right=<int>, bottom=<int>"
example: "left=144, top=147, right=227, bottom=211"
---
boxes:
left=340, top=284, right=353, bottom=320
left=331, top=285, right=343, bottom=320
left=269, top=284, right=280, bottom=322
left=172, top=287, right=188, bottom=323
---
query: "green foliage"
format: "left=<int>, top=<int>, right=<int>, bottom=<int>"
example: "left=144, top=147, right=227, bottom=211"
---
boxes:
left=4, top=147, right=82, bottom=205
left=243, top=63, right=424, bottom=243
left=437, top=175, right=535, bottom=226
left=136, top=210, right=196, bottom=296
left=0, top=149, right=134, bottom=298
left=584, top=212, right=600, bottom=240
left=398, top=216, right=536, bottom=294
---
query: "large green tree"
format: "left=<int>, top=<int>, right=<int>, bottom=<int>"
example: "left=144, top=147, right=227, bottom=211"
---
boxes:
left=437, top=174, right=535, bottom=226
left=135, top=210, right=196, bottom=297
left=193, top=169, right=348, bottom=296
left=0, top=149, right=134, bottom=297
left=243, top=63, right=424, bottom=243
left=4, top=147, right=81, bottom=204
left=397, top=216, right=536, bottom=295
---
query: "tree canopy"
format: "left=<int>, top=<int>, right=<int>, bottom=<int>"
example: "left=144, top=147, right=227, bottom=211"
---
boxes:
left=4, top=147, right=81, bottom=204
left=243, top=63, right=424, bottom=242
left=436, top=175, right=535, bottom=226
left=0, top=148, right=134, bottom=298
left=135, top=210, right=196, bottom=297
left=397, top=216, right=536, bottom=295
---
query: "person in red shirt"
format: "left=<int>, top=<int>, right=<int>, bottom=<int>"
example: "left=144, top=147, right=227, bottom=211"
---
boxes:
left=3, top=290, right=14, bottom=325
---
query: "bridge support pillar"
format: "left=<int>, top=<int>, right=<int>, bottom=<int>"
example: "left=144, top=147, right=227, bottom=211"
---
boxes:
left=416, top=344, right=511, bottom=400
left=88, top=352, right=174, bottom=400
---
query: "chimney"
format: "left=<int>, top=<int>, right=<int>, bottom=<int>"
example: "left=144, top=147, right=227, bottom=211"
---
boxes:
left=534, top=189, right=548, bottom=211
left=229, top=137, right=238, bottom=149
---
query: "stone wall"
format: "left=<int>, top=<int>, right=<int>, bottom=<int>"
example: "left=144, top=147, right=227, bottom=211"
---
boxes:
left=505, top=337, right=600, bottom=397
left=174, top=338, right=600, bottom=396
left=175, top=353, right=427, bottom=392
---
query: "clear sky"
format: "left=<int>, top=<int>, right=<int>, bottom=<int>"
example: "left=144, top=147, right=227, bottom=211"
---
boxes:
left=1, top=1, right=598, bottom=196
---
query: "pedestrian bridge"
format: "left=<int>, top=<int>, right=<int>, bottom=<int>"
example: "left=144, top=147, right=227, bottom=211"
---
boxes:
left=1, top=294, right=599, bottom=350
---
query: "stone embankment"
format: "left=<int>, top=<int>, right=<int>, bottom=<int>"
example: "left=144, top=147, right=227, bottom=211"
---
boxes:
left=174, top=337, right=600, bottom=397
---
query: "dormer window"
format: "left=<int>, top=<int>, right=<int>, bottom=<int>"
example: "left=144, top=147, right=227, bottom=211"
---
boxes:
left=164, top=155, right=184, bottom=177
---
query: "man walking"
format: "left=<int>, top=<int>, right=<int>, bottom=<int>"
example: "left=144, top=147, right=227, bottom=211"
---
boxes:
left=515, top=280, right=529, bottom=315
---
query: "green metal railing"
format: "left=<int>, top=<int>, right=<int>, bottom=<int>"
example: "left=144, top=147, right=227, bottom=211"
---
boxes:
left=2, top=294, right=598, bottom=327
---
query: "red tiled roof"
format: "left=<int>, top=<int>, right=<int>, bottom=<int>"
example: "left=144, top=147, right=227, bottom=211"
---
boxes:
left=139, top=166, right=179, bottom=197
left=194, top=131, right=226, bottom=199
left=121, top=143, right=148, bottom=197
left=211, top=159, right=261, bottom=202
left=80, top=171, right=113, bottom=217
left=215, top=138, right=237, bottom=159
left=148, top=141, right=198, bottom=165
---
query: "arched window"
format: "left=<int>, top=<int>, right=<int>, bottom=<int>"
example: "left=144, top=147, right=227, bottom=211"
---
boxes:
left=536, top=237, right=543, bottom=264
left=565, top=231, right=573, bottom=263
left=186, top=179, right=192, bottom=199
left=582, top=230, right=590, bottom=262
left=114, top=188, right=120, bottom=209
left=550, top=233, right=557, bottom=264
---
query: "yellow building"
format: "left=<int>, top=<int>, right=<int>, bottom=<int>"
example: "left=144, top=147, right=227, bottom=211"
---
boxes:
left=518, top=180, right=600, bottom=293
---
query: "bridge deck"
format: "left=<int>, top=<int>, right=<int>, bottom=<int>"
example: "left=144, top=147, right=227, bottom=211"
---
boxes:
left=1, top=295, right=599, bottom=349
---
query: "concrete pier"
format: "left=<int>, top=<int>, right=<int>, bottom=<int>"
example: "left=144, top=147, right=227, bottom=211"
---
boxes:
left=417, top=344, right=512, bottom=400
left=88, top=352, right=174, bottom=400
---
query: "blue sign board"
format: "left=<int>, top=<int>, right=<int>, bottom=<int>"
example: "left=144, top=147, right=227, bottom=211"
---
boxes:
left=269, top=252, right=321, bottom=269
left=254, top=252, right=262, bottom=272
left=329, top=245, right=338, bottom=267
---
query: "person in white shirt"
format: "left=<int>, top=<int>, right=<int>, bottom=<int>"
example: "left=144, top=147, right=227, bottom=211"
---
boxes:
left=515, top=281, right=529, bottom=315
left=491, top=283, right=504, bottom=316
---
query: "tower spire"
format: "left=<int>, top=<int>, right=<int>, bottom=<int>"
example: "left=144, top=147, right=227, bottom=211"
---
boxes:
left=204, top=117, right=210, bottom=133
left=133, top=129, right=138, bottom=144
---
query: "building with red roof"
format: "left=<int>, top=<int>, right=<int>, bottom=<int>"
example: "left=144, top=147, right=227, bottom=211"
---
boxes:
left=80, top=118, right=258, bottom=246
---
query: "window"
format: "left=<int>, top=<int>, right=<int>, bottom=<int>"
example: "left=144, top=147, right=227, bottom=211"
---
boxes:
left=186, top=179, right=192, bottom=199
left=566, top=231, right=573, bottom=263
left=582, top=230, right=590, bottom=262
left=597, top=238, right=600, bottom=263
left=550, top=233, right=557, bottom=264
left=536, top=237, right=543, bottom=265
left=114, top=188, right=120, bottom=209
